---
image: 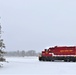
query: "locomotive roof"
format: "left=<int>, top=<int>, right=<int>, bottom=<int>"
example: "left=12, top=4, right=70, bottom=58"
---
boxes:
left=45, top=45, right=76, bottom=49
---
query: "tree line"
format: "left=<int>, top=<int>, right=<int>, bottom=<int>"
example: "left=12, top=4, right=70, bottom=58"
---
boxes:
left=4, top=50, right=40, bottom=57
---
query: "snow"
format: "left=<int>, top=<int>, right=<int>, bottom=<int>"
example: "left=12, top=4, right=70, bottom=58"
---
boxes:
left=0, top=57, right=76, bottom=75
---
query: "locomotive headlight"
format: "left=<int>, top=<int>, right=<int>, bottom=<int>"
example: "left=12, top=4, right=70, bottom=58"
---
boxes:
left=39, top=54, right=42, bottom=57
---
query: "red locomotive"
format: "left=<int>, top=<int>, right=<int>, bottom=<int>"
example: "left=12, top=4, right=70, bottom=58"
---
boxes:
left=39, top=46, right=76, bottom=62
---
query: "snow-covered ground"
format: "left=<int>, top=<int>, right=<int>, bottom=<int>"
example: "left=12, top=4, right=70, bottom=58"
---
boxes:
left=0, top=57, right=76, bottom=75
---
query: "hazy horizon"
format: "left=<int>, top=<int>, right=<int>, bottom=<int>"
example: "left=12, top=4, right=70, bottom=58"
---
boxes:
left=0, top=0, right=76, bottom=52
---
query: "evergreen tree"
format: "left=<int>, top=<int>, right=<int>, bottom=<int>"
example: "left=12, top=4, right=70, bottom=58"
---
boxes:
left=0, top=25, right=6, bottom=62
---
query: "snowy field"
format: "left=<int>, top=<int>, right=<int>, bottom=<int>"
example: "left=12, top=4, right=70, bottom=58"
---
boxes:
left=0, top=57, right=76, bottom=75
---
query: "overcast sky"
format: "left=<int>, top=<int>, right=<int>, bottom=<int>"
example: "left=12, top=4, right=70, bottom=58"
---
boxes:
left=0, top=0, right=76, bottom=52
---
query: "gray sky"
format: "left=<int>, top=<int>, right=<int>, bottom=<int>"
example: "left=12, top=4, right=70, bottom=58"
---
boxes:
left=0, top=0, right=76, bottom=52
